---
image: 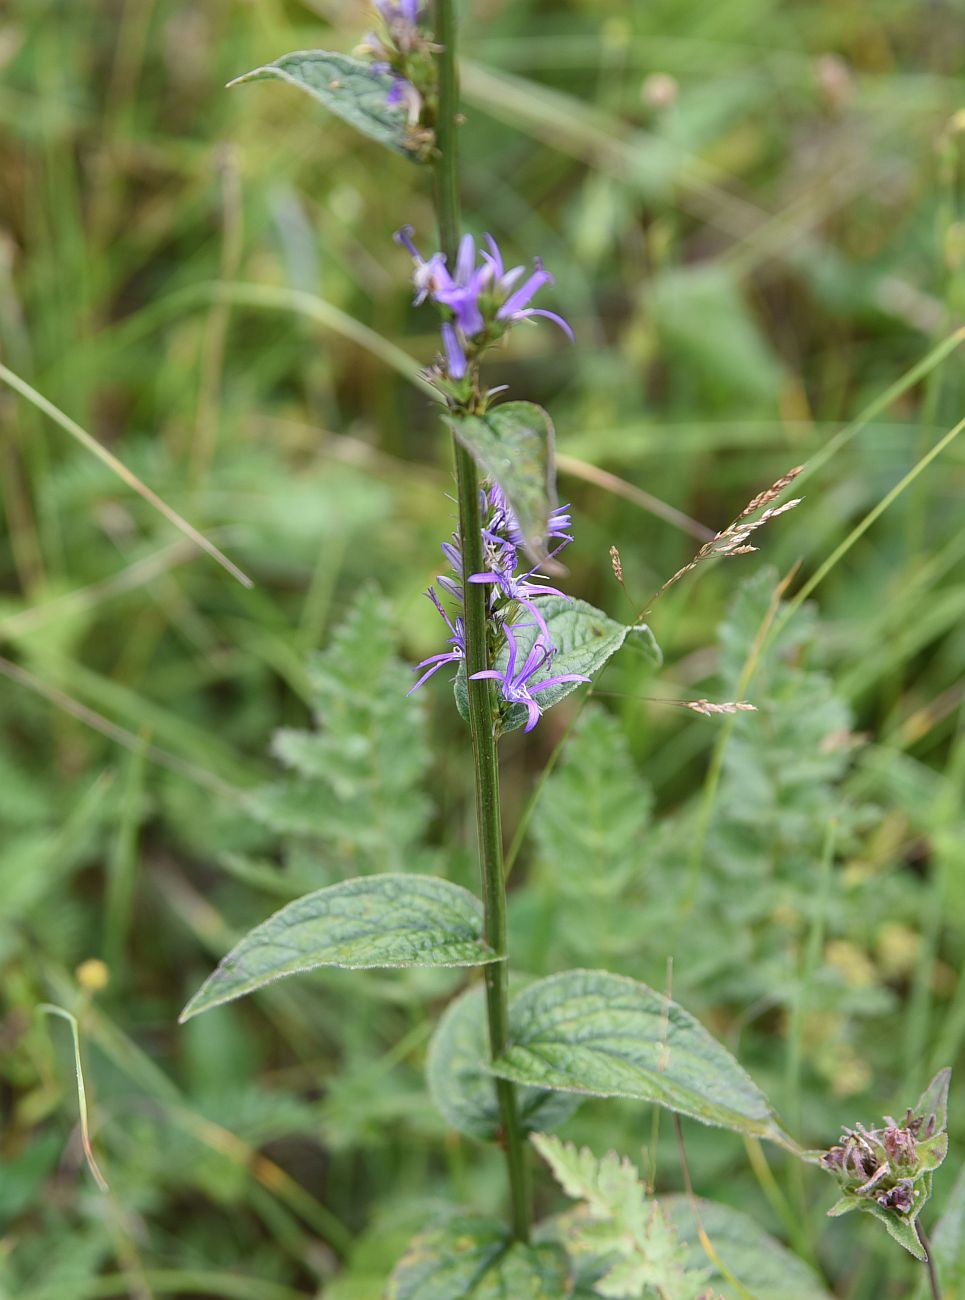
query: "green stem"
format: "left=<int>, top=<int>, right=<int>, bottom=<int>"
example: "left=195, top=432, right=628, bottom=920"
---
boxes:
left=432, top=0, right=531, bottom=1243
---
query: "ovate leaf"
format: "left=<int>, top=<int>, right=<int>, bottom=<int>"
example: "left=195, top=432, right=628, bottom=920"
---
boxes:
left=229, top=51, right=415, bottom=157
left=445, top=401, right=557, bottom=558
left=491, top=970, right=781, bottom=1140
left=427, top=983, right=581, bottom=1140
left=389, top=1215, right=570, bottom=1299
left=662, top=1195, right=835, bottom=1299
left=180, top=875, right=500, bottom=1020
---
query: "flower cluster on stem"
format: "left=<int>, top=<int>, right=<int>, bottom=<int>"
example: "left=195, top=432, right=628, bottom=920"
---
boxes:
left=395, top=226, right=573, bottom=404
left=359, top=0, right=437, bottom=155
left=411, top=482, right=588, bottom=732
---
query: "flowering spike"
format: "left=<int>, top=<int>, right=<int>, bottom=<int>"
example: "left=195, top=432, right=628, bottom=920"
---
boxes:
left=395, top=228, right=572, bottom=384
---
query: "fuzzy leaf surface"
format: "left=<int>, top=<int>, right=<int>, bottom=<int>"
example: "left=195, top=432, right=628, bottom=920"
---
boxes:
left=427, top=983, right=580, bottom=1140
left=445, top=402, right=557, bottom=559
left=180, top=875, right=499, bottom=1020
left=662, top=1195, right=834, bottom=1299
left=491, top=970, right=780, bottom=1138
left=229, top=51, right=414, bottom=155
left=388, top=1215, right=570, bottom=1299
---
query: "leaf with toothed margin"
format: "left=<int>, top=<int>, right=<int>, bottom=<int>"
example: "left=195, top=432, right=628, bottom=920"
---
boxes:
left=454, top=598, right=660, bottom=733
left=179, top=875, right=501, bottom=1021
left=489, top=969, right=784, bottom=1141
left=444, top=402, right=557, bottom=561
left=228, top=51, right=417, bottom=157
left=388, top=1215, right=570, bottom=1299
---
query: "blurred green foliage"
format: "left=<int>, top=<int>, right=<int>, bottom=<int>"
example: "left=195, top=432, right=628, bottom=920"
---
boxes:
left=0, top=0, right=963, bottom=1296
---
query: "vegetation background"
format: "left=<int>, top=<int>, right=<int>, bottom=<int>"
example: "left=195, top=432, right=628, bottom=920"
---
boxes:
left=0, top=0, right=963, bottom=1296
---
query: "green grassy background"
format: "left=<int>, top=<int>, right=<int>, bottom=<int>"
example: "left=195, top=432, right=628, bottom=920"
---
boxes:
left=0, top=0, right=963, bottom=1296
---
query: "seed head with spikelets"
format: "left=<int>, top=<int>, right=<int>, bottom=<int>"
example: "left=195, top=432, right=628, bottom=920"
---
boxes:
left=659, top=466, right=804, bottom=595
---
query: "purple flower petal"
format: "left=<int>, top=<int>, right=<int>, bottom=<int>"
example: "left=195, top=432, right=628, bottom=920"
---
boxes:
left=394, top=225, right=420, bottom=258
left=482, top=234, right=503, bottom=278
left=407, top=651, right=462, bottom=694
left=455, top=233, right=476, bottom=284
left=529, top=673, right=591, bottom=693
left=441, top=322, right=467, bottom=379
left=512, top=308, right=575, bottom=341
left=497, top=260, right=553, bottom=318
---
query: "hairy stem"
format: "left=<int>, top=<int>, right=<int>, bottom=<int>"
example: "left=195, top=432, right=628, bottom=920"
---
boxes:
left=432, top=0, right=531, bottom=1243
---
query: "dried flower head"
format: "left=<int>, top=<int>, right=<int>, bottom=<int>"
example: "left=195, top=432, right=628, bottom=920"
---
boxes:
left=818, top=1069, right=951, bottom=1260
left=659, top=467, right=803, bottom=595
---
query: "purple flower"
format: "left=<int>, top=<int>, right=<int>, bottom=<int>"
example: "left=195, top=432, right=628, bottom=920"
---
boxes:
left=470, top=626, right=589, bottom=732
left=376, top=0, right=422, bottom=21
left=432, top=234, right=492, bottom=337
left=394, top=228, right=573, bottom=379
left=441, top=322, right=467, bottom=379
left=495, top=258, right=574, bottom=341
left=469, top=482, right=574, bottom=621
left=408, top=587, right=466, bottom=694
left=384, top=75, right=422, bottom=124
left=409, top=482, right=578, bottom=712
left=374, top=0, right=424, bottom=51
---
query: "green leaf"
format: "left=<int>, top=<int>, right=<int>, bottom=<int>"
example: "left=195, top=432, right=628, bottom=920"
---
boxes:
left=648, top=263, right=784, bottom=409
left=532, top=1135, right=708, bottom=1299
left=491, top=970, right=781, bottom=1139
left=229, top=51, right=416, bottom=157
left=444, top=402, right=557, bottom=558
left=533, top=705, right=652, bottom=901
left=855, top=1196, right=928, bottom=1261
left=455, top=599, right=654, bottom=734
left=179, top=875, right=501, bottom=1020
left=912, top=1066, right=951, bottom=1134
left=388, top=1215, right=570, bottom=1299
left=426, top=983, right=580, bottom=1141
left=251, top=588, right=432, bottom=875
left=661, top=1195, right=835, bottom=1299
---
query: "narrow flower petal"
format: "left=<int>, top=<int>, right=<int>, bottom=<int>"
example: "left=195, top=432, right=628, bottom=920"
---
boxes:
left=482, top=234, right=503, bottom=278
left=407, top=653, right=460, bottom=694
left=455, top=233, right=476, bottom=284
left=497, top=260, right=553, bottom=318
left=441, top=322, right=467, bottom=379
left=530, top=673, right=591, bottom=693
left=393, top=225, right=420, bottom=258
left=512, top=308, right=575, bottom=341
